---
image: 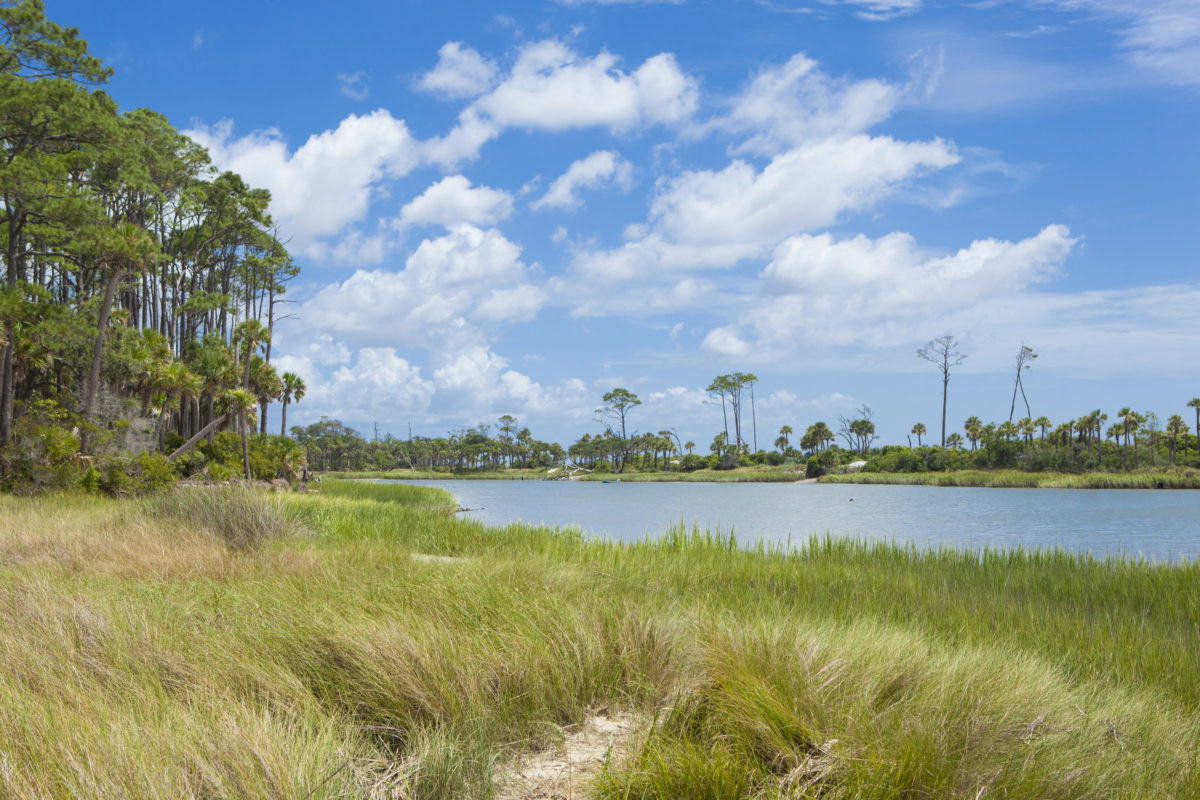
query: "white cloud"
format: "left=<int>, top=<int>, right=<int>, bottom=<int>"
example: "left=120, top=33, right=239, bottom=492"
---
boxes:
left=572, top=134, right=960, bottom=284
left=397, top=175, right=514, bottom=229
left=710, top=224, right=1079, bottom=354
left=295, top=225, right=543, bottom=353
left=718, top=54, right=900, bottom=156
left=1040, top=1, right=1200, bottom=86
left=416, top=42, right=499, bottom=99
left=184, top=112, right=419, bottom=257
left=833, top=0, right=923, bottom=21
left=337, top=71, right=369, bottom=100
left=286, top=347, right=436, bottom=423
left=426, top=39, right=698, bottom=166
left=532, top=150, right=634, bottom=211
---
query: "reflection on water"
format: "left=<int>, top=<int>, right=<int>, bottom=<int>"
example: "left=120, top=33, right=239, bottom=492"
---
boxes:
left=382, top=480, right=1200, bottom=562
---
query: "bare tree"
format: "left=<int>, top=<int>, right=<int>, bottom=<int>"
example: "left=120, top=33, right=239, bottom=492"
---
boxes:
left=1008, top=344, right=1037, bottom=422
left=917, top=335, right=967, bottom=448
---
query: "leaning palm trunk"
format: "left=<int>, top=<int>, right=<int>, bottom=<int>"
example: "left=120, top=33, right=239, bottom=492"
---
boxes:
left=168, top=411, right=230, bottom=462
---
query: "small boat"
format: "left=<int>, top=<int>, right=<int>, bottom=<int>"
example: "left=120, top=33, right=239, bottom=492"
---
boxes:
left=601, top=478, right=622, bottom=484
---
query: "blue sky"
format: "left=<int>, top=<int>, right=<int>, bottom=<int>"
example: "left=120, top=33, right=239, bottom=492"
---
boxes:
left=55, top=0, right=1200, bottom=447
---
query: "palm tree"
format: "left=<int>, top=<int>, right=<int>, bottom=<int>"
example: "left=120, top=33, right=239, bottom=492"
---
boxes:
left=1034, top=416, right=1051, bottom=440
left=778, top=425, right=792, bottom=449
left=946, top=432, right=964, bottom=450
left=248, top=356, right=282, bottom=436
left=279, top=372, right=306, bottom=438
left=911, top=422, right=926, bottom=447
left=684, top=441, right=695, bottom=455
left=1017, top=417, right=1035, bottom=444
left=1167, top=414, right=1186, bottom=467
left=1189, top=398, right=1200, bottom=462
left=227, top=388, right=258, bottom=480
left=964, top=416, right=983, bottom=451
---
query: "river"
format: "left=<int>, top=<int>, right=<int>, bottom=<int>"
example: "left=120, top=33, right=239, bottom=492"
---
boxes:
left=384, top=479, right=1200, bottom=562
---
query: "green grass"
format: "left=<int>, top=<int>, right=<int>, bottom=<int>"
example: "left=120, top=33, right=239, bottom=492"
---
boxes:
left=0, top=480, right=1197, bottom=798
left=822, top=468, right=1200, bottom=488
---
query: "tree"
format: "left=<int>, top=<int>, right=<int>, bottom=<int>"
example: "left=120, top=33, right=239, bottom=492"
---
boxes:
left=596, top=388, right=639, bottom=470
left=596, top=388, right=639, bottom=440
left=917, top=335, right=966, bottom=448
left=1189, top=398, right=1200, bottom=461
left=1167, top=414, right=1186, bottom=467
left=946, top=432, right=964, bottom=450
left=1008, top=344, right=1037, bottom=422
left=838, top=405, right=876, bottom=454
left=278, top=371, right=305, bottom=438
left=964, top=416, right=983, bottom=451
left=911, top=422, right=926, bottom=447
left=778, top=425, right=792, bottom=449
left=1034, top=416, right=1052, bottom=440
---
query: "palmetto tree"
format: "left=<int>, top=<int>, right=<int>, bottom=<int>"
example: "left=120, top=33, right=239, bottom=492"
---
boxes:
left=279, top=371, right=306, bottom=438
left=1034, top=416, right=1052, bottom=440
left=1166, top=414, right=1186, bottom=467
left=1189, top=398, right=1200, bottom=462
left=911, top=423, right=926, bottom=447
left=964, top=416, right=983, bottom=451
left=945, top=432, right=964, bottom=450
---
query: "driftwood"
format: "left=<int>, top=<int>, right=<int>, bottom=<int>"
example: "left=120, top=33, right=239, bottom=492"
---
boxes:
left=167, top=412, right=230, bottom=462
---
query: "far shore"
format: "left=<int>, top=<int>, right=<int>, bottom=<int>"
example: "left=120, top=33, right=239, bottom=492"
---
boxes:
left=327, top=467, right=1200, bottom=489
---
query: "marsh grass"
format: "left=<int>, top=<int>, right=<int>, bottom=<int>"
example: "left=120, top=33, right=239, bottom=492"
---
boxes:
left=823, top=469, right=1200, bottom=489
left=141, top=484, right=307, bottom=550
left=1, top=480, right=1198, bottom=798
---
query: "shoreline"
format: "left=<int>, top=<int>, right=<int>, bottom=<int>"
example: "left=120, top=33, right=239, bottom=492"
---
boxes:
left=330, top=467, right=1200, bottom=489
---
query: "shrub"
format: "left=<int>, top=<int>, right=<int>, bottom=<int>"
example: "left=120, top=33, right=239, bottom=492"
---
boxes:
left=141, top=485, right=304, bottom=550
left=680, top=454, right=708, bottom=472
left=806, top=456, right=824, bottom=478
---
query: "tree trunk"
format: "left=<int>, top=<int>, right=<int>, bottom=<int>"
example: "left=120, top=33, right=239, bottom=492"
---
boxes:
left=940, top=375, right=949, bottom=448
left=280, top=400, right=288, bottom=438
left=241, top=407, right=251, bottom=479
left=82, top=266, right=125, bottom=453
left=167, top=411, right=230, bottom=462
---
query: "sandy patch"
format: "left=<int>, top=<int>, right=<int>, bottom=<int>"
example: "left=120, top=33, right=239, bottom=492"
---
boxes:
left=494, top=712, right=643, bottom=800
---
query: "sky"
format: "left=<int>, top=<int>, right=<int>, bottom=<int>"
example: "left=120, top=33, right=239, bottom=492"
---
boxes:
left=52, top=0, right=1200, bottom=448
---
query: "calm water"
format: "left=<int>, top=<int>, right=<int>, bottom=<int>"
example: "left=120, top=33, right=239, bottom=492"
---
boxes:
left=393, top=480, right=1200, bottom=562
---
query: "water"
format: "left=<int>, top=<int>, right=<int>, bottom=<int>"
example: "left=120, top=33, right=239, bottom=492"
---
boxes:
left=394, top=480, right=1200, bottom=562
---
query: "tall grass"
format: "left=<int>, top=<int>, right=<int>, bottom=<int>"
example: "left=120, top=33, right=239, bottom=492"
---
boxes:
left=823, top=468, right=1200, bottom=488
left=1, top=481, right=1197, bottom=798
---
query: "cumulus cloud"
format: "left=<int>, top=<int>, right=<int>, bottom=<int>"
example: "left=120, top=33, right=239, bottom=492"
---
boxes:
left=296, top=224, right=543, bottom=351
left=397, top=175, right=514, bottom=230
left=532, top=150, right=634, bottom=211
left=184, top=111, right=419, bottom=257
left=709, top=224, right=1079, bottom=355
left=416, top=42, right=499, bottom=99
left=425, top=39, right=698, bottom=166
left=571, top=134, right=960, bottom=284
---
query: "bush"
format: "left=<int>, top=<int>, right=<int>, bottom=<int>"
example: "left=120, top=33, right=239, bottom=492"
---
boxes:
left=680, top=454, right=708, bottom=472
left=763, top=451, right=785, bottom=466
left=97, top=452, right=177, bottom=497
left=806, top=456, right=824, bottom=478
left=141, top=485, right=303, bottom=551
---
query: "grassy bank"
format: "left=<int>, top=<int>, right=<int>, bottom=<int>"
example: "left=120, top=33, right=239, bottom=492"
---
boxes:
left=821, top=469, right=1200, bottom=489
left=1, top=481, right=1197, bottom=798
